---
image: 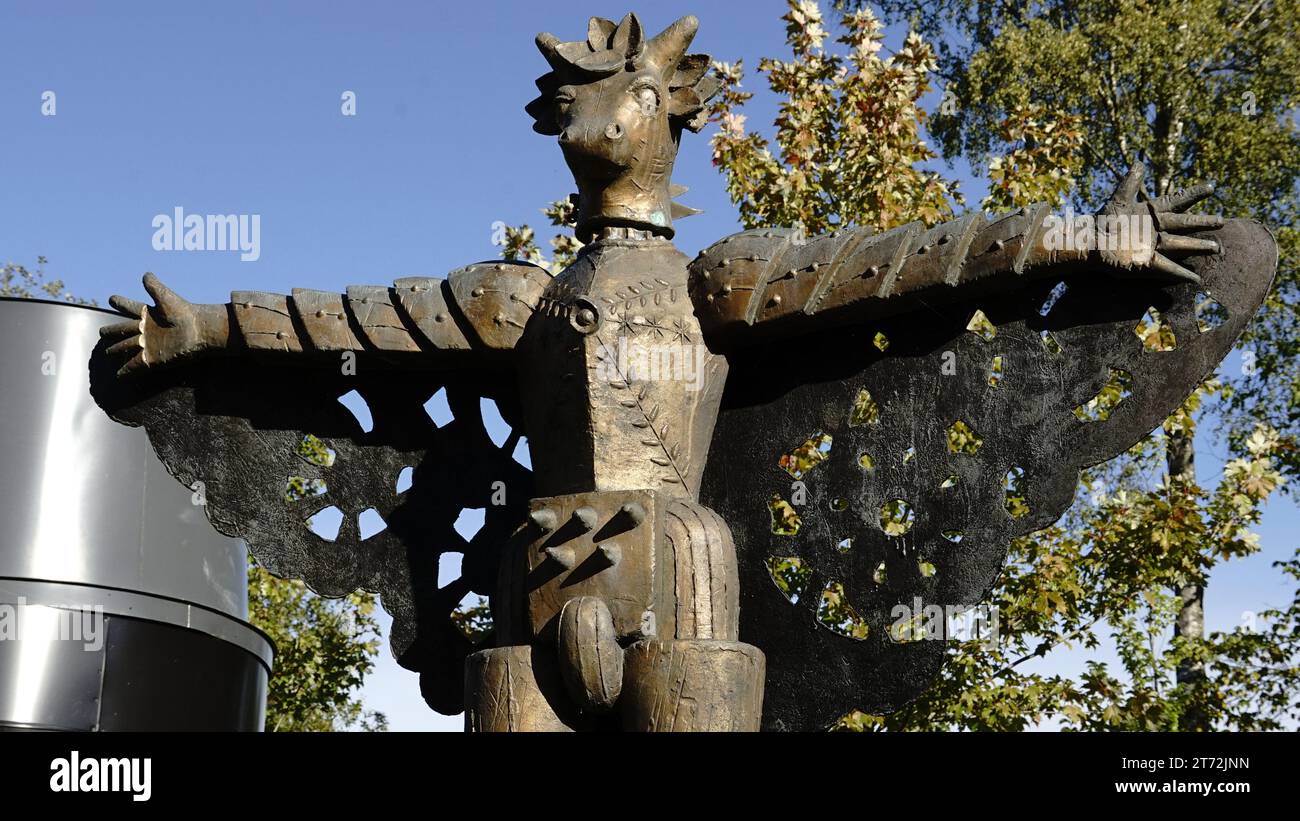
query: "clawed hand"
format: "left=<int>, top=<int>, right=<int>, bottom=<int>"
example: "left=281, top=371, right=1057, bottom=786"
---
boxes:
left=1096, top=161, right=1223, bottom=284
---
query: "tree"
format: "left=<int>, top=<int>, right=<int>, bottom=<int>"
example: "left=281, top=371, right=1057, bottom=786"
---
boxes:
left=1, top=261, right=387, bottom=732
left=499, top=199, right=584, bottom=274
left=2, top=257, right=95, bottom=306
left=869, top=0, right=1299, bottom=727
left=865, top=0, right=1300, bottom=718
left=708, top=1, right=958, bottom=233
left=248, top=557, right=387, bottom=732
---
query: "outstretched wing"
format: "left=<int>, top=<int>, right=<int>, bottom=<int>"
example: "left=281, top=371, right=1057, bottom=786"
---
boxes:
left=89, top=353, right=533, bottom=715
left=700, top=219, right=1277, bottom=731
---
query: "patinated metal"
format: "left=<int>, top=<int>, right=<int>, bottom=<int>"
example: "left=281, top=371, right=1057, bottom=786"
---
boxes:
left=92, top=12, right=1277, bottom=731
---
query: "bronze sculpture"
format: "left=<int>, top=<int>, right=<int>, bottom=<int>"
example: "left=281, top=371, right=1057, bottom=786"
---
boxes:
left=93, top=13, right=1277, bottom=731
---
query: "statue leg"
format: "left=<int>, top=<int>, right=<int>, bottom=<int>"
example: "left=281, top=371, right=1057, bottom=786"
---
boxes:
left=474, top=493, right=765, bottom=731
left=619, top=499, right=766, bottom=732
left=620, top=639, right=765, bottom=731
left=463, top=644, right=593, bottom=732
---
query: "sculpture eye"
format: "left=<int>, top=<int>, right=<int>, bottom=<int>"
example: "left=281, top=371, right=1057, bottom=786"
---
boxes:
left=634, top=86, right=659, bottom=116
left=554, top=91, right=575, bottom=122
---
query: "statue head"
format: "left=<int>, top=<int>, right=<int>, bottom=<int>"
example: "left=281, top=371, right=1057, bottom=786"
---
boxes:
left=527, top=13, right=720, bottom=242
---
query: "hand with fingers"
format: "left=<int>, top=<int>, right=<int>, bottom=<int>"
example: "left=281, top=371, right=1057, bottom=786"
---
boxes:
left=101, top=273, right=230, bottom=376
left=1095, top=161, right=1223, bottom=284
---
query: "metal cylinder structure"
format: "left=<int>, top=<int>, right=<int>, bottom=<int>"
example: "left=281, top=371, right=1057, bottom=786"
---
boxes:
left=0, top=297, right=272, bottom=731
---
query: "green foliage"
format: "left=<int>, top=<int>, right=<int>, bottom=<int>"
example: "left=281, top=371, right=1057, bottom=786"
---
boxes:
left=780, top=432, right=833, bottom=479
left=1073, top=369, right=1134, bottom=423
left=1225, top=219, right=1300, bottom=482
left=945, top=419, right=983, bottom=454
left=295, top=433, right=335, bottom=468
left=768, top=556, right=814, bottom=603
left=708, top=1, right=959, bottom=233
left=450, top=598, right=494, bottom=644
left=499, top=199, right=582, bottom=274
left=879, top=498, right=914, bottom=535
left=858, top=425, right=1287, bottom=730
left=818, top=581, right=871, bottom=638
left=849, top=388, right=880, bottom=426
left=877, top=0, right=1300, bottom=211
left=872, top=0, right=1300, bottom=470
left=1, top=257, right=95, bottom=305
left=982, top=104, right=1085, bottom=212
left=769, top=495, right=803, bottom=536
left=248, top=556, right=387, bottom=732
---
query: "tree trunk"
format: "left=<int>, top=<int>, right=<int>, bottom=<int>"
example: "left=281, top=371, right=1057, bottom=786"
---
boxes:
left=1167, top=427, right=1208, bottom=729
left=1150, top=129, right=1209, bottom=728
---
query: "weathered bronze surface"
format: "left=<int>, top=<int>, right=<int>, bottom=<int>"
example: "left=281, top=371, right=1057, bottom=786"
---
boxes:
left=92, top=13, right=1277, bottom=731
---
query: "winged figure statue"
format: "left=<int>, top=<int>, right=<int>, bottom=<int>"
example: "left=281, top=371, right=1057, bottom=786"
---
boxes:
left=91, top=12, right=1277, bottom=731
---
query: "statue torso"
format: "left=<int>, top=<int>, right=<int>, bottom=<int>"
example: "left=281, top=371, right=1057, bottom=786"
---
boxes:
left=517, top=239, right=728, bottom=500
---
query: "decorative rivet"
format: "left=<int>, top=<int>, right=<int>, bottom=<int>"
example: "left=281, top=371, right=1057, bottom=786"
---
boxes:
left=867, top=266, right=880, bottom=276
left=435, top=312, right=447, bottom=322
left=769, top=294, right=782, bottom=306
left=721, top=284, right=733, bottom=295
left=472, top=287, right=485, bottom=297
left=569, top=297, right=601, bottom=334
left=316, top=310, right=325, bottom=318
left=276, top=331, right=286, bottom=339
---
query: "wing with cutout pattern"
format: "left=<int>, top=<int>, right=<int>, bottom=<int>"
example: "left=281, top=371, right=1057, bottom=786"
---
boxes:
left=699, top=218, right=1277, bottom=731
left=89, top=353, right=533, bottom=716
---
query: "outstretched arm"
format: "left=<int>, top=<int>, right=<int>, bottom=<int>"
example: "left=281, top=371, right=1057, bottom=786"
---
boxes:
left=101, top=262, right=549, bottom=375
left=689, top=163, right=1223, bottom=347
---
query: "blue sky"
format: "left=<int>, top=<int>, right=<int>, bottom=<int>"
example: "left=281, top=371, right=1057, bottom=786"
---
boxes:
left=3, top=1, right=1293, bottom=731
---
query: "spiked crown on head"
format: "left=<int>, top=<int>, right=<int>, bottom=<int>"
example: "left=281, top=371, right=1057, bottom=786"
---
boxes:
left=526, top=13, right=722, bottom=137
